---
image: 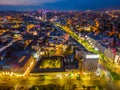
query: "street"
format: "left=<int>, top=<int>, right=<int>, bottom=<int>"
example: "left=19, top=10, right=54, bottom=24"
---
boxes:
left=0, top=76, right=120, bottom=90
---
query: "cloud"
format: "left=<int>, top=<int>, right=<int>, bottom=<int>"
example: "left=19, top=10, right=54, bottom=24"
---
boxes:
left=0, top=0, right=61, bottom=5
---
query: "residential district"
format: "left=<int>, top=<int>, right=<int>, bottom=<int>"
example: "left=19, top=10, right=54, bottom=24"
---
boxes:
left=0, top=10, right=120, bottom=90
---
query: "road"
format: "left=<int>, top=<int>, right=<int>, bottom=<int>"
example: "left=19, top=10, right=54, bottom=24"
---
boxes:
left=0, top=40, right=15, bottom=52
left=0, top=75, right=120, bottom=90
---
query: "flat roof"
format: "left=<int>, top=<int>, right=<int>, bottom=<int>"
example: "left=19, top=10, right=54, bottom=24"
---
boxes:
left=4, top=54, right=32, bottom=68
left=85, top=54, right=99, bottom=59
left=87, top=33, right=106, bottom=41
left=15, top=54, right=32, bottom=67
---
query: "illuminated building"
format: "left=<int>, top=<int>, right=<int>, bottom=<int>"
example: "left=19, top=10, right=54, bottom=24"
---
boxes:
left=2, top=54, right=35, bottom=76
left=82, top=52, right=99, bottom=73
left=75, top=48, right=83, bottom=59
left=42, top=10, right=47, bottom=21
left=114, top=52, right=120, bottom=65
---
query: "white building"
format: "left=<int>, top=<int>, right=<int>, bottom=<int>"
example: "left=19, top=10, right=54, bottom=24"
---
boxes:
left=82, top=52, right=99, bottom=73
left=85, top=34, right=116, bottom=62
left=114, top=51, right=120, bottom=65
left=104, top=48, right=115, bottom=62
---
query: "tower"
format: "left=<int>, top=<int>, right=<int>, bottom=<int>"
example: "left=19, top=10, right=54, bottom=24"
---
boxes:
left=42, top=10, right=47, bottom=21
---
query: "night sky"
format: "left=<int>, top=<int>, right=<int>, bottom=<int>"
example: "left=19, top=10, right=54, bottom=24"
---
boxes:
left=0, top=0, right=120, bottom=11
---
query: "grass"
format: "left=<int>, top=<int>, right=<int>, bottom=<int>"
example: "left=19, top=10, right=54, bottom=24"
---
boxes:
left=40, top=59, right=61, bottom=69
left=110, top=71, right=120, bottom=80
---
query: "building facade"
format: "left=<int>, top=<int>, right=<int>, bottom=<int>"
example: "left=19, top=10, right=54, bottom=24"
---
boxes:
left=82, top=53, right=99, bottom=73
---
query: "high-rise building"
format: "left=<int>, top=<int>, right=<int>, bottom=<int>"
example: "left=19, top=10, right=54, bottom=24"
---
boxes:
left=81, top=52, right=99, bottom=73
left=42, top=10, right=47, bottom=21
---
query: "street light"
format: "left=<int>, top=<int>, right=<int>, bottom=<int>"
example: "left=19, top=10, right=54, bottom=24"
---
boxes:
left=2, top=72, right=5, bottom=75
left=92, top=45, right=94, bottom=48
left=56, top=74, right=62, bottom=79
left=90, top=42, right=93, bottom=45
left=95, top=47, right=98, bottom=51
left=65, top=74, right=68, bottom=77
left=10, top=72, right=13, bottom=76
left=33, top=53, right=39, bottom=61
left=88, top=40, right=91, bottom=43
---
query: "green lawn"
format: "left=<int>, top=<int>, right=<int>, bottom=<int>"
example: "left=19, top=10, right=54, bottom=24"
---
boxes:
left=110, top=71, right=120, bottom=80
left=40, top=59, right=61, bottom=69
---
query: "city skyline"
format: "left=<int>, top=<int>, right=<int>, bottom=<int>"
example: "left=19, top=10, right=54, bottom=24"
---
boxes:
left=0, top=0, right=120, bottom=89
left=0, top=0, right=120, bottom=10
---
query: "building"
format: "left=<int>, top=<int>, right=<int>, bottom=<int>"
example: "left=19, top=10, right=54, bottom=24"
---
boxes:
left=104, top=48, right=115, bottom=62
left=2, top=54, right=35, bottom=75
left=75, top=48, right=83, bottom=59
left=85, top=33, right=117, bottom=62
left=42, top=10, right=47, bottom=21
left=30, top=56, right=65, bottom=76
left=114, top=50, right=120, bottom=65
left=81, top=52, right=99, bottom=73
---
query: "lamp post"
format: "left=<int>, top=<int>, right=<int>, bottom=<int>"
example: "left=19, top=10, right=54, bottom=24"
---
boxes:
left=33, top=53, right=39, bottom=61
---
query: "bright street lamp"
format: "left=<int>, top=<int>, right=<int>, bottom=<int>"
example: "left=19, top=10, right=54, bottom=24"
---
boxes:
left=95, top=47, right=98, bottom=51
left=33, top=53, right=39, bottom=59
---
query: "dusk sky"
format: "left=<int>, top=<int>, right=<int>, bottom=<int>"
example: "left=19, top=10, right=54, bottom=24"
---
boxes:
left=0, top=0, right=120, bottom=10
